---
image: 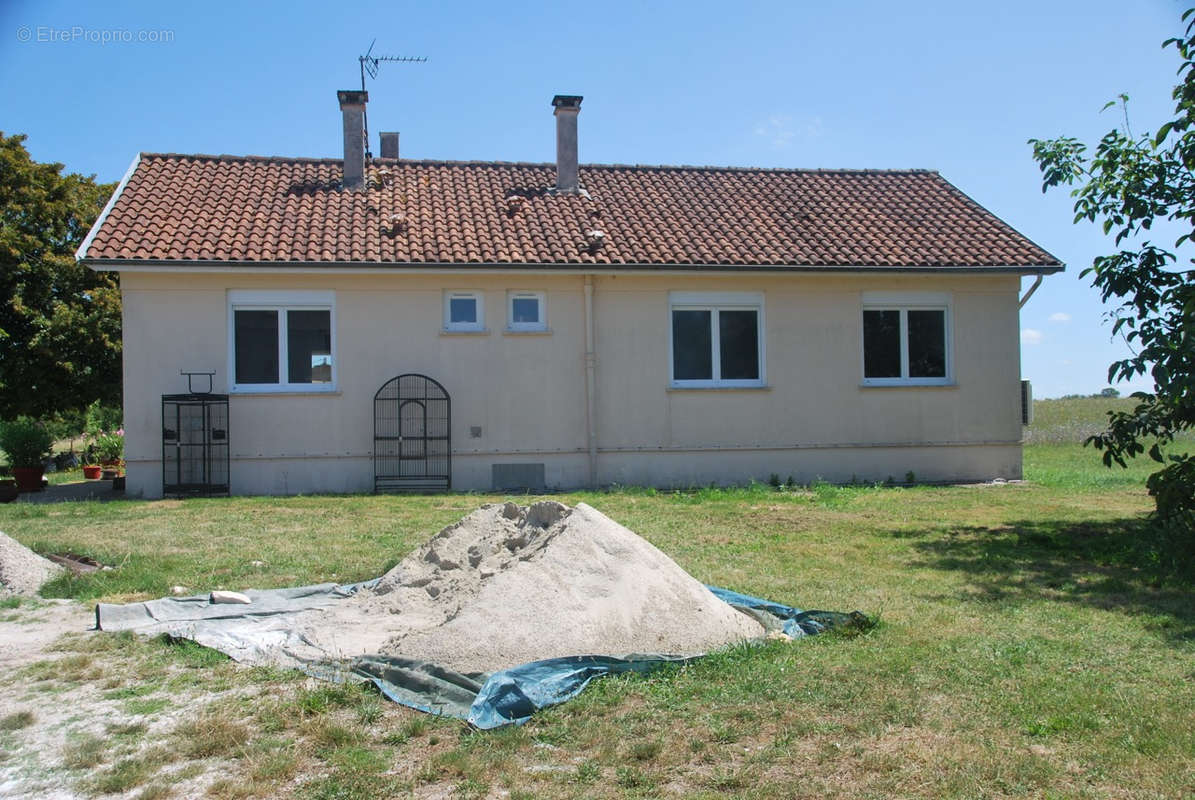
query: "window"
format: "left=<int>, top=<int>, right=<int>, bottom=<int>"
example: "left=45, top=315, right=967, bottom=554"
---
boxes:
left=669, top=292, right=765, bottom=387
left=861, top=292, right=951, bottom=385
left=507, top=291, right=547, bottom=332
left=443, top=290, right=484, bottom=332
left=228, top=290, right=335, bottom=392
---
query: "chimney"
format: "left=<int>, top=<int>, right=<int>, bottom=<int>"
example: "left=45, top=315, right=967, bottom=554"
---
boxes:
left=337, top=89, right=368, bottom=190
left=552, top=95, right=583, bottom=194
left=379, top=131, right=399, bottom=159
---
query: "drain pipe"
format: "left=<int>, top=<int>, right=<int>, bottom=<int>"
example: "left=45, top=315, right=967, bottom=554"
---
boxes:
left=1018, top=274, right=1043, bottom=309
left=583, top=275, right=598, bottom=488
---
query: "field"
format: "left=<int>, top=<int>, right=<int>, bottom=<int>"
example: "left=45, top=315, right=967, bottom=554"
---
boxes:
left=0, top=397, right=1191, bottom=799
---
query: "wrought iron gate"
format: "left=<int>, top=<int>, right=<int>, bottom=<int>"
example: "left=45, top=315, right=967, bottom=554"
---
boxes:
left=374, top=374, right=451, bottom=492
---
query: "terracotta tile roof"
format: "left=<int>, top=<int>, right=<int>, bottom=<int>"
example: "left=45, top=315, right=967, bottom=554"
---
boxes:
left=80, top=154, right=1062, bottom=270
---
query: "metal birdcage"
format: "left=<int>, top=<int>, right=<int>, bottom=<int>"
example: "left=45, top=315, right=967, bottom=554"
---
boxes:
left=162, top=372, right=229, bottom=497
left=374, top=373, right=451, bottom=492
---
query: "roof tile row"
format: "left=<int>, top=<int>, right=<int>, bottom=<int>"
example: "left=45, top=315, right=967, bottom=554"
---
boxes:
left=82, top=154, right=1061, bottom=269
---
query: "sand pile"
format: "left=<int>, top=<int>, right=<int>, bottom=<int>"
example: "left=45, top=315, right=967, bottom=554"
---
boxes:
left=0, top=530, right=63, bottom=596
left=291, top=502, right=763, bottom=672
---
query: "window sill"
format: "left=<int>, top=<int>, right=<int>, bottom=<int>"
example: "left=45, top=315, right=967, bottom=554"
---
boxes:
left=667, top=384, right=771, bottom=392
left=231, top=388, right=341, bottom=397
left=859, top=382, right=957, bottom=389
left=441, top=328, right=490, bottom=336
left=503, top=328, right=552, bottom=336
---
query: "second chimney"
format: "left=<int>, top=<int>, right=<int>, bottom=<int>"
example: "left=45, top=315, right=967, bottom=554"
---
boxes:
left=552, top=95, right=583, bottom=194
left=337, top=89, right=368, bottom=190
left=379, top=131, right=399, bottom=159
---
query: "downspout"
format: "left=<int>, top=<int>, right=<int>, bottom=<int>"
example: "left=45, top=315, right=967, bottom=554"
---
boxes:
left=1018, top=274, right=1043, bottom=309
left=583, top=275, right=598, bottom=489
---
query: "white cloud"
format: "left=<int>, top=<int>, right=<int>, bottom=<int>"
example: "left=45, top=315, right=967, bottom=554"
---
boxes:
left=1021, top=328, right=1043, bottom=345
left=753, top=115, right=823, bottom=150
left=1048, top=312, right=1071, bottom=323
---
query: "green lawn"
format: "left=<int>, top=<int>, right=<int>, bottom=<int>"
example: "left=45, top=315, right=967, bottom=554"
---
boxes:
left=0, top=397, right=1190, bottom=798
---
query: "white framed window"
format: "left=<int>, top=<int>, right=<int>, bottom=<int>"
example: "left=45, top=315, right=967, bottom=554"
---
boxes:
left=443, top=290, right=484, bottom=332
left=507, top=290, right=547, bottom=332
left=668, top=291, right=765, bottom=388
left=228, top=290, right=336, bottom=393
left=861, top=291, right=952, bottom=386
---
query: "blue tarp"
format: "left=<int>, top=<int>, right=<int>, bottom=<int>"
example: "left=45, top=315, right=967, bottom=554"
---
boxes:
left=99, top=580, right=868, bottom=729
left=340, top=588, right=870, bottom=728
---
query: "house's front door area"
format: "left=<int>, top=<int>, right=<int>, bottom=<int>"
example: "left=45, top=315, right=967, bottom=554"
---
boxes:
left=373, top=374, right=451, bottom=492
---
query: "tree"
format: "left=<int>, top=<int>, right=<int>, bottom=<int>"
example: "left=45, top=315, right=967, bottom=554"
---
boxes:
left=0, top=133, right=118, bottom=419
left=1098, top=387, right=1121, bottom=398
left=1030, top=11, right=1195, bottom=542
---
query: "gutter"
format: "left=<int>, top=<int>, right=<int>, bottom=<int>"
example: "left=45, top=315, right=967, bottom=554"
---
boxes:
left=75, top=153, right=142, bottom=262
left=84, top=259, right=1066, bottom=276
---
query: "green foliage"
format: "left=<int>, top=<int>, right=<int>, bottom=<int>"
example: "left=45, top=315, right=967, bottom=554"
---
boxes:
left=88, top=429, right=124, bottom=463
left=84, top=399, right=122, bottom=435
left=0, top=416, right=53, bottom=468
left=0, top=133, right=118, bottom=419
left=1029, top=9, right=1195, bottom=534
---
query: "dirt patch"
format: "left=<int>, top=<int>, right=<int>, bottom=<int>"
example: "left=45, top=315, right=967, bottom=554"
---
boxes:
left=291, top=501, right=764, bottom=672
left=0, top=530, right=64, bottom=596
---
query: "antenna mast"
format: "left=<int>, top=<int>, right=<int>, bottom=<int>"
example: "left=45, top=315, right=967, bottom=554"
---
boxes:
left=358, top=40, right=427, bottom=158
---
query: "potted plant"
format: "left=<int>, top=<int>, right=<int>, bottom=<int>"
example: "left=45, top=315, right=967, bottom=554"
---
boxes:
left=91, top=429, right=125, bottom=480
left=0, top=417, right=54, bottom=492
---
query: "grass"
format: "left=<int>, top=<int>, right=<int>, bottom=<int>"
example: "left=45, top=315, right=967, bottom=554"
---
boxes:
left=0, top=396, right=1191, bottom=797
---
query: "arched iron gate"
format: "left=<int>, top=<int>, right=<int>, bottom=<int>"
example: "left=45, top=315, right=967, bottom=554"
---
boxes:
left=374, top=374, right=451, bottom=492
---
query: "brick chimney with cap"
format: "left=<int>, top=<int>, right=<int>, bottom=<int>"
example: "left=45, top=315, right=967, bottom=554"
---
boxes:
left=337, top=89, right=368, bottom=190
left=552, top=95, right=583, bottom=194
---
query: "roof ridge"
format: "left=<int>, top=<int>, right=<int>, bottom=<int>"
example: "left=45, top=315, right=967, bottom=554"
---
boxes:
left=137, top=152, right=938, bottom=174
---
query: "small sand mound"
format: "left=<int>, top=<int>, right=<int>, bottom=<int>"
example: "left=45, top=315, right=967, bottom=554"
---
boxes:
left=293, top=502, right=763, bottom=672
left=0, top=530, right=63, bottom=596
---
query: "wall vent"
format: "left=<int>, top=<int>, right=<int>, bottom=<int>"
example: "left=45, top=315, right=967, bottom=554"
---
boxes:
left=492, top=463, right=545, bottom=491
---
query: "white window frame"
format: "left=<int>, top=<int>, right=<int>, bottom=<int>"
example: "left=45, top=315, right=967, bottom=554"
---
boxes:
left=506, top=290, right=547, bottom=332
left=668, top=291, right=766, bottom=388
left=443, top=290, right=485, bottom=332
left=861, top=291, right=953, bottom=387
left=228, top=290, right=337, bottom=393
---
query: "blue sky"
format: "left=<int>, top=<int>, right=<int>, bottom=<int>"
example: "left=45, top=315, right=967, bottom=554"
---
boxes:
left=0, top=0, right=1184, bottom=398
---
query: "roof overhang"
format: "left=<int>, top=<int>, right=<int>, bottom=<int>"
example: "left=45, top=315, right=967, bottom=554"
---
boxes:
left=83, top=259, right=1065, bottom=276
left=75, top=152, right=141, bottom=262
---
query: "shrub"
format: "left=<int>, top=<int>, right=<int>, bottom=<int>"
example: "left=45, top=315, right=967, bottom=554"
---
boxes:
left=89, top=429, right=125, bottom=464
left=0, top=417, right=54, bottom=469
left=84, top=400, right=122, bottom=437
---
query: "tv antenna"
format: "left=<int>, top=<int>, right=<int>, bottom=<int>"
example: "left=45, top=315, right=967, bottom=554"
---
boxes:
left=358, top=40, right=427, bottom=158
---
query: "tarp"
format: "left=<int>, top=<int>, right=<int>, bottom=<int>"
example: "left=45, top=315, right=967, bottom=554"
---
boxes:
left=97, top=582, right=868, bottom=728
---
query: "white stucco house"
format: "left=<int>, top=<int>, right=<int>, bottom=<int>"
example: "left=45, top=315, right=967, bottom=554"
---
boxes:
left=76, top=92, right=1062, bottom=498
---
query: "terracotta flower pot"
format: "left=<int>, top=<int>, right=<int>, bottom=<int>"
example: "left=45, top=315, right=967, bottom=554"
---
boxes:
left=12, top=467, right=45, bottom=492
left=82, top=465, right=102, bottom=479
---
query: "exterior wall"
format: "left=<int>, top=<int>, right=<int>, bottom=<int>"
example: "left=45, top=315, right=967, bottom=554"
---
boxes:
left=120, top=271, right=1024, bottom=497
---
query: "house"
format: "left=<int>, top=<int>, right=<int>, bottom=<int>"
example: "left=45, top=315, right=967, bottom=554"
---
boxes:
left=76, top=92, right=1062, bottom=498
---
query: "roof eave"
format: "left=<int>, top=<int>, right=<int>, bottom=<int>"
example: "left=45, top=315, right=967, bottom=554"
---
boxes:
left=82, top=258, right=1065, bottom=275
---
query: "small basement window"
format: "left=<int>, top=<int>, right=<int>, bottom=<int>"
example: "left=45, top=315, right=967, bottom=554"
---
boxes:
left=669, top=292, right=765, bottom=388
left=861, top=292, right=951, bottom=385
left=444, top=290, right=484, bottom=332
left=507, top=291, right=547, bottom=332
left=228, top=290, right=335, bottom=393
